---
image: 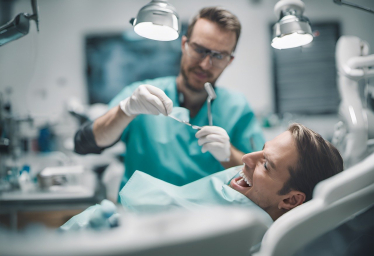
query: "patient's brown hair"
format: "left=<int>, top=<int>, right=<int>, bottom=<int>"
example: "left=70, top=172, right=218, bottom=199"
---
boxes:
left=278, top=123, right=344, bottom=202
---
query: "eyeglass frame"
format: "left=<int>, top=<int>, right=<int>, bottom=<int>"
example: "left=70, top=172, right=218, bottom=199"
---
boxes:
left=184, top=40, right=234, bottom=68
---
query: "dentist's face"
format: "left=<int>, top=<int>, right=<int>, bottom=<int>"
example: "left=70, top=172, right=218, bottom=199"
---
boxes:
left=180, top=18, right=235, bottom=92
left=230, top=131, right=299, bottom=213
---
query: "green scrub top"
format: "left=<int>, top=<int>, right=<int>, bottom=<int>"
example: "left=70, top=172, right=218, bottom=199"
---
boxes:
left=108, top=76, right=265, bottom=190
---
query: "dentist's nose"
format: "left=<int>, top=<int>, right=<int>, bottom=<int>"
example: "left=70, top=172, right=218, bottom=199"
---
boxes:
left=242, top=151, right=262, bottom=169
left=199, top=55, right=213, bottom=70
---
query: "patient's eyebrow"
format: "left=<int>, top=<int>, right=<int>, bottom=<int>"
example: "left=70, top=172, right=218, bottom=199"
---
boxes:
left=263, top=143, right=276, bottom=170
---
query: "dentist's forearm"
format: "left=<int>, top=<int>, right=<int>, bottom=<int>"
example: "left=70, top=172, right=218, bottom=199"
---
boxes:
left=221, top=144, right=245, bottom=169
left=93, top=105, right=135, bottom=147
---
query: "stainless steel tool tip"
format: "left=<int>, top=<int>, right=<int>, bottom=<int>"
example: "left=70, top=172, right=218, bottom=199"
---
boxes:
left=204, top=82, right=216, bottom=100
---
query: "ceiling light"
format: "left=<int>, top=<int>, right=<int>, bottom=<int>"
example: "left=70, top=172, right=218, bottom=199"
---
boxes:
left=271, top=0, right=313, bottom=50
left=130, top=0, right=181, bottom=41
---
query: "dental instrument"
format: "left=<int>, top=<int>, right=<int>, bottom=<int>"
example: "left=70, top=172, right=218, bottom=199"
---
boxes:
left=168, top=115, right=202, bottom=130
left=168, top=106, right=202, bottom=130
left=204, top=82, right=216, bottom=126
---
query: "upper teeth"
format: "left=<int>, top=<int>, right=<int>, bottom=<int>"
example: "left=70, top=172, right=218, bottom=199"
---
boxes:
left=239, top=170, right=252, bottom=187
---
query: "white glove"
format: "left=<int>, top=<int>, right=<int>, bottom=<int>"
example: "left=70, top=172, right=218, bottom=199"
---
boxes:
left=196, top=126, right=231, bottom=162
left=119, top=84, right=173, bottom=117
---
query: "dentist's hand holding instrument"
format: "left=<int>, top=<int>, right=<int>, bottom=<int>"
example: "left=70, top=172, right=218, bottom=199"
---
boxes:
left=196, top=126, right=231, bottom=162
left=195, top=82, right=230, bottom=162
left=120, top=84, right=173, bottom=117
left=119, top=83, right=230, bottom=163
left=93, top=84, right=173, bottom=148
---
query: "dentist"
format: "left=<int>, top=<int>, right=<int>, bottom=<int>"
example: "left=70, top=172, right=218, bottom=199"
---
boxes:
left=74, top=7, right=265, bottom=193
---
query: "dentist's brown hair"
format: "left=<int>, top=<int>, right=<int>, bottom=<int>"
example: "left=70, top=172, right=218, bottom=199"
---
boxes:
left=186, top=6, right=241, bottom=51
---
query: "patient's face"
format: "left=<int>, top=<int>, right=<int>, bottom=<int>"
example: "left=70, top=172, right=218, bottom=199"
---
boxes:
left=230, top=131, right=298, bottom=213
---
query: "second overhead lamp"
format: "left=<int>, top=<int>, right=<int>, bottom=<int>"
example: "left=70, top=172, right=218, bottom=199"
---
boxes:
left=130, top=0, right=181, bottom=41
left=271, top=0, right=313, bottom=50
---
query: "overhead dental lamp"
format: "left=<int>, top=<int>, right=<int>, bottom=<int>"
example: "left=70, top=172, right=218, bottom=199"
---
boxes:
left=130, top=0, right=181, bottom=41
left=0, top=0, right=39, bottom=47
left=271, top=0, right=313, bottom=50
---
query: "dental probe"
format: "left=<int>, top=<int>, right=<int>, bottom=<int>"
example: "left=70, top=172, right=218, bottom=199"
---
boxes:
left=168, top=115, right=202, bottom=130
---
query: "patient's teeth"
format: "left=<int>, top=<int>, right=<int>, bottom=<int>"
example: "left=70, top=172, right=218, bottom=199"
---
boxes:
left=241, top=172, right=252, bottom=187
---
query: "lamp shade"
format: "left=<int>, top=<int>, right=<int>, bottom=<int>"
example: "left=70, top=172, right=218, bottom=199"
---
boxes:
left=271, top=0, right=313, bottom=49
left=132, top=0, right=181, bottom=41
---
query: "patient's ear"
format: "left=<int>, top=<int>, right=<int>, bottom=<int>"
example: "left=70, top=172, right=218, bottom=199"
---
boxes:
left=278, top=191, right=306, bottom=211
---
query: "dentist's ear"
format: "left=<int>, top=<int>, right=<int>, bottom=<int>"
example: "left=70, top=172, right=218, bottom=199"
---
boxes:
left=181, top=35, right=188, bottom=51
left=227, top=55, right=235, bottom=66
left=278, top=191, right=306, bottom=211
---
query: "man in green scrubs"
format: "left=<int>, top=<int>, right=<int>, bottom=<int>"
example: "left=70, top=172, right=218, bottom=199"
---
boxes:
left=74, top=7, right=265, bottom=191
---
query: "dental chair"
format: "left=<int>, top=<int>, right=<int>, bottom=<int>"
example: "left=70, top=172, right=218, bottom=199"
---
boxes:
left=332, top=36, right=374, bottom=168
left=1, top=206, right=271, bottom=256
left=252, top=152, right=374, bottom=256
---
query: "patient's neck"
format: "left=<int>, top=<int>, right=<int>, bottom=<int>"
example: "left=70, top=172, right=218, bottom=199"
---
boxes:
left=268, top=209, right=287, bottom=221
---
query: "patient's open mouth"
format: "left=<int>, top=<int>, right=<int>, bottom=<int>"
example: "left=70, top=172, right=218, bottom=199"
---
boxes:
left=235, top=170, right=252, bottom=187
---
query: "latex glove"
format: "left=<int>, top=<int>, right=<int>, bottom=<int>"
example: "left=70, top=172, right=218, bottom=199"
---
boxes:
left=119, top=84, right=173, bottom=117
left=196, top=126, right=231, bottom=162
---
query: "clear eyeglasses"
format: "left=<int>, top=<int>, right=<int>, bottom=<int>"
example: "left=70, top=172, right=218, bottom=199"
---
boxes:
left=185, top=41, right=233, bottom=68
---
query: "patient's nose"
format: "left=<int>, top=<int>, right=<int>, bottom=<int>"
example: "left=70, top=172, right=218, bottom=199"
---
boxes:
left=242, top=151, right=262, bottom=169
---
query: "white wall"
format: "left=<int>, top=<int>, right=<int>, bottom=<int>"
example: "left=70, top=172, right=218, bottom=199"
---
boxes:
left=0, top=0, right=373, bottom=125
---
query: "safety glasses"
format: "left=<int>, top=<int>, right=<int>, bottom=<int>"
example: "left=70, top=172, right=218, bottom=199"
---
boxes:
left=185, top=41, right=233, bottom=68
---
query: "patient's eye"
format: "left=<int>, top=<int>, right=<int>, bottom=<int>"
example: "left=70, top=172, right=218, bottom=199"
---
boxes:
left=263, top=161, right=268, bottom=170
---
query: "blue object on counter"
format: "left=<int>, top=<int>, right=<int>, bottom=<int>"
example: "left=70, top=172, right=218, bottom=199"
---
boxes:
left=19, top=165, right=30, bottom=175
left=38, top=126, right=55, bottom=152
left=60, top=199, right=119, bottom=231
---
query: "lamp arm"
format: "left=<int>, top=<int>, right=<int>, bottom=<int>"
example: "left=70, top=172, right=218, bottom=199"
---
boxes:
left=333, top=36, right=374, bottom=167
left=343, top=55, right=374, bottom=78
left=347, top=55, right=374, bottom=70
left=30, top=0, right=39, bottom=31
left=333, top=0, right=374, bottom=14
left=0, top=0, right=39, bottom=46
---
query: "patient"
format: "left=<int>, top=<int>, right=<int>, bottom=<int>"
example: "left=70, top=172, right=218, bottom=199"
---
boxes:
left=61, top=123, right=343, bottom=230
left=229, top=123, right=343, bottom=220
